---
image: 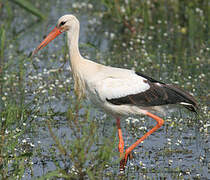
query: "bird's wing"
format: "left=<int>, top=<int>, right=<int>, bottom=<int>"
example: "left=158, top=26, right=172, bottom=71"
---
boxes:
left=101, top=71, right=197, bottom=112
left=98, top=71, right=150, bottom=101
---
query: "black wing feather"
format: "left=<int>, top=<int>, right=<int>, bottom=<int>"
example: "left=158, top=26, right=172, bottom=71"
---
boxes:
left=106, top=72, right=198, bottom=113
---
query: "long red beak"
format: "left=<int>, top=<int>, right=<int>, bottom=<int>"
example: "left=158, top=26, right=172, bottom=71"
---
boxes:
left=32, top=27, right=62, bottom=56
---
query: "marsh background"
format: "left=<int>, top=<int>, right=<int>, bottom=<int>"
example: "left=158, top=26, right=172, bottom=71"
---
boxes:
left=0, top=0, right=209, bottom=179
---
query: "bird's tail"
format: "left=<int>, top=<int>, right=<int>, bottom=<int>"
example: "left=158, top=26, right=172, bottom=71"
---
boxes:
left=165, top=84, right=198, bottom=113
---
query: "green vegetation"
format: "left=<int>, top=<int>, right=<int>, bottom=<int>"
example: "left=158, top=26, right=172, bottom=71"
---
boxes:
left=0, top=0, right=209, bottom=179
left=0, top=27, right=32, bottom=178
left=8, top=0, right=45, bottom=19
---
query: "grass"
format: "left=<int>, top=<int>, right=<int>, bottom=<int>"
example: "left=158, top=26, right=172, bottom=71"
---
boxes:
left=0, top=31, right=33, bottom=178
left=8, top=0, right=45, bottom=20
left=0, top=0, right=209, bottom=179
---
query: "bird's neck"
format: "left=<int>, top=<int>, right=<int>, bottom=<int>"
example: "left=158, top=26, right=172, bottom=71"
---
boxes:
left=67, top=28, right=83, bottom=68
left=67, top=27, right=85, bottom=99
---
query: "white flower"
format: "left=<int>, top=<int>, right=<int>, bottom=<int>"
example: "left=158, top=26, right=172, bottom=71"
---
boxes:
left=110, top=33, right=115, bottom=39
left=88, top=3, right=93, bottom=9
left=30, top=143, right=35, bottom=147
left=121, top=6, right=126, bottom=13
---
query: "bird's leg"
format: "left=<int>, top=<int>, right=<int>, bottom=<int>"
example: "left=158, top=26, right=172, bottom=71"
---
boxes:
left=121, top=112, right=164, bottom=169
left=116, top=118, right=125, bottom=170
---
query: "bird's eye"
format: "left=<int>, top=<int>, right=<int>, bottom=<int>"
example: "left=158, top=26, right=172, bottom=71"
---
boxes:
left=60, top=21, right=66, bottom=26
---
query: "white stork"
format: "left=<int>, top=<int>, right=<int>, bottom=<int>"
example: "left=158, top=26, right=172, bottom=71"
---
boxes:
left=32, top=15, right=198, bottom=170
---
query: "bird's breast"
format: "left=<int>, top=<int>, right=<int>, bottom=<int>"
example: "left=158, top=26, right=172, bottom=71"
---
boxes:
left=85, top=83, right=104, bottom=106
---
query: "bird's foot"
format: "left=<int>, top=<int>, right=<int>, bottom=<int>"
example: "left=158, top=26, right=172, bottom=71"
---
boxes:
left=119, top=151, right=134, bottom=171
left=119, top=158, right=127, bottom=172
left=120, top=152, right=133, bottom=171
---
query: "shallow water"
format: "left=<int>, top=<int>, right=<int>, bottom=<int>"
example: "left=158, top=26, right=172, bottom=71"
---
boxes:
left=1, top=0, right=209, bottom=179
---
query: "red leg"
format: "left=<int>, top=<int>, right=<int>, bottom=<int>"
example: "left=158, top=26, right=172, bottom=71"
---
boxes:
left=121, top=112, right=164, bottom=169
left=116, top=118, right=125, bottom=170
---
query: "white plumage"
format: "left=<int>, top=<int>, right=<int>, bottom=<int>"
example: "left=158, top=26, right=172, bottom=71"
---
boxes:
left=75, top=61, right=150, bottom=116
left=99, top=69, right=150, bottom=100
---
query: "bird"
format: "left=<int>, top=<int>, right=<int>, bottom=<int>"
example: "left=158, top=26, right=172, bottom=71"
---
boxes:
left=32, top=14, right=198, bottom=170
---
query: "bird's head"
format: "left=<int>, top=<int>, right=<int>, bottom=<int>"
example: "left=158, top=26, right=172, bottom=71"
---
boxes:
left=57, top=14, right=79, bottom=32
left=32, top=14, right=79, bottom=56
